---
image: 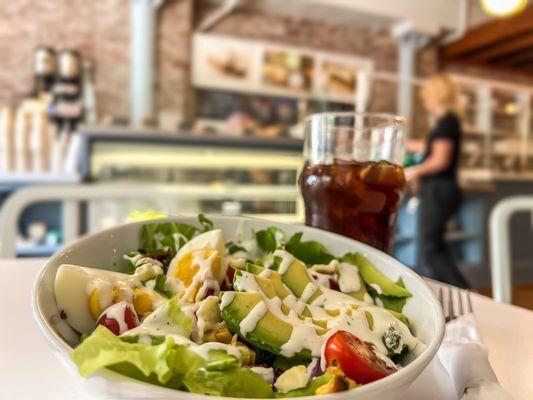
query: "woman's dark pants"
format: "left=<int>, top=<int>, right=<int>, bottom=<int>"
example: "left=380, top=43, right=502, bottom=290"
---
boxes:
left=419, top=178, right=470, bottom=288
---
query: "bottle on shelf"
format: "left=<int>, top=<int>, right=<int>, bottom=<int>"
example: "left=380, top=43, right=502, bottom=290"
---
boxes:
left=32, top=46, right=57, bottom=101
left=50, top=50, right=83, bottom=132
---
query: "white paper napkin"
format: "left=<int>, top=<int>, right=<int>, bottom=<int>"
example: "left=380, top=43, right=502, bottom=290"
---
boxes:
left=438, top=313, right=513, bottom=400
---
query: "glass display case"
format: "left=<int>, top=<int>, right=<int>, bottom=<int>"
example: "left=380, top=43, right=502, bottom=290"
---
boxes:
left=79, top=127, right=305, bottom=231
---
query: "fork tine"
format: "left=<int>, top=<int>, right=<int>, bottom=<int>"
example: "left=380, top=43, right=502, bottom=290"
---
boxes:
left=466, top=291, right=473, bottom=313
left=438, top=287, right=447, bottom=322
left=447, top=285, right=455, bottom=322
left=457, top=288, right=464, bottom=316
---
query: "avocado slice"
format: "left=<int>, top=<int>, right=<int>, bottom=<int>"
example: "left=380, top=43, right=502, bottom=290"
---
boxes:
left=345, top=253, right=412, bottom=298
left=280, top=259, right=323, bottom=304
left=235, top=269, right=328, bottom=328
left=219, top=291, right=312, bottom=360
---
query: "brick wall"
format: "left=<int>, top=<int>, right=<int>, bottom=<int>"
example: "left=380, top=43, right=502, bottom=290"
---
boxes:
left=0, top=1, right=437, bottom=123
left=0, top=0, right=130, bottom=118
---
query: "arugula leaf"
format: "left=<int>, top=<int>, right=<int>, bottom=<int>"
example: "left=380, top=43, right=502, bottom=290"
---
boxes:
left=226, top=241, right=247, bottom=255
left=198, top=214, right=214, bottom=232
left=255, top=227, right=285, bottom=253
left=285, top=232, right=335, bottom=265
left=154, top=274, right=174, bottom=299
left=141, top=222, right=199, bottom=258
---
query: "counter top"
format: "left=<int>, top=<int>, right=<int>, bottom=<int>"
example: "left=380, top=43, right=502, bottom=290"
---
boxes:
left=79, top=125, right=304, bottom=152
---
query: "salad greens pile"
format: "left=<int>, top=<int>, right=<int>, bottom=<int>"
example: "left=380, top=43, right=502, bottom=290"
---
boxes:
left=59, top=215, right=420, bottom=398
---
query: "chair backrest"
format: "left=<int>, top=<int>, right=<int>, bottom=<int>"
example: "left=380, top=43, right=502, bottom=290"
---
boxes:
left=0, top=184, right=179, bottom=258
left=489, top=195, right=533, bottom=303
left=0, top=183, right=303, bottom=258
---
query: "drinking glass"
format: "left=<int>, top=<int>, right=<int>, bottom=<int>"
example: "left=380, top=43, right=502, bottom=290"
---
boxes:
left=299, top=112, right=406, bottom=253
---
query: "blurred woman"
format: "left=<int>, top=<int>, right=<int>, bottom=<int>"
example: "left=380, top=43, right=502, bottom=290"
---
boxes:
left=405, top=75, right=469, bottom=288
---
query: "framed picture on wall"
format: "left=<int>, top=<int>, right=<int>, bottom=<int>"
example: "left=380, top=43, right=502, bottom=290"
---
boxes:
left=192, top=34, right=259, bottom=87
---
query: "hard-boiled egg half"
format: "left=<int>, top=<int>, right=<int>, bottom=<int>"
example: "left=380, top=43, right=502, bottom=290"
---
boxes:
left=167, top=229, right=228, bottom=303
left=55, top=264, right=166, bottom=334
left=55, top=264, right=132, bottom=334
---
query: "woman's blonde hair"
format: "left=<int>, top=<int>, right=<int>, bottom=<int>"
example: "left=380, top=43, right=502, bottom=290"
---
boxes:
left=420, top=74, right=463, bottom=115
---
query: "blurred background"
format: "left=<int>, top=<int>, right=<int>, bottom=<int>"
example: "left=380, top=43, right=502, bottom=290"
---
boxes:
left=0, top=0, right=532, bottom=305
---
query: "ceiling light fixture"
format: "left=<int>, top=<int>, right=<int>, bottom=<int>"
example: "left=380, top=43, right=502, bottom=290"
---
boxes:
left=480, top=0, right=528, bottom=17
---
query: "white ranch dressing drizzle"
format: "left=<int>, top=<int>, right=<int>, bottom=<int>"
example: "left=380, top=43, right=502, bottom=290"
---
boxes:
left=249, top=367, right=275, bottom=384
left=258, top=269, right=272, bottom=278
left=126, top=300, right=192, bottom=338
left=103, top=301, right=136, bottom=334
left=280, top=324, right=322, bottom=358
left=274, top=250, right=295, bottom=275
left=310, top=260, right=338, bottom=274
left=239, top=302, right=267, bottom=337
left=310, top=271, right=331, bottom=288
left=190, top=341, right=242, bottom=360
left=220, top=292, right=235, bottom=310
left=370, top=283, right=383, bottom=295
left=282, top=295, right=306, bottom=315
left=180, top=250, right=219, bottom=304
left=337, top=262, right=361, bottom=293
left=300, top=282, right=318, bottom=302
left=195, top=296, right=220, bottom=342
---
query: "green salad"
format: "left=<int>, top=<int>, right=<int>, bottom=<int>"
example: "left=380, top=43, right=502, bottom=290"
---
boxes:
left=54, top=215, right=424, bottom=398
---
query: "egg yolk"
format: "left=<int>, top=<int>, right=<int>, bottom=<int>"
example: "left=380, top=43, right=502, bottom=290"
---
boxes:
left=170, top=248, right=221, bottom=301
left=89, top=289, right=102, bottom=320
left=133, top=288, right=153, bottom=318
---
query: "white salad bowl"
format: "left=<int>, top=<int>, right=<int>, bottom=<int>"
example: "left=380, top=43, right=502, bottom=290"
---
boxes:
left=33, top=215, right=445, bottom=400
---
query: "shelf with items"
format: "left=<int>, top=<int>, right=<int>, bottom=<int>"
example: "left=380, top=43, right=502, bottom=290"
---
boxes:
left=192, top=33, right=373, bottom=103
left=191, top=33, right=373, bottom=138
left=451, top=74, right=533, bottom=173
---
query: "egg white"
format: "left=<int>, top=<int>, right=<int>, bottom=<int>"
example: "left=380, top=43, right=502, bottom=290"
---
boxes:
left=167, top=229, right=226, bottom=280
left=54, top=264, right=130, bottom=334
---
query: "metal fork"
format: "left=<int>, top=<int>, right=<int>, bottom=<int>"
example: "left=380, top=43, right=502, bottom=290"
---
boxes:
left=438, top=285, right=473, bottom=323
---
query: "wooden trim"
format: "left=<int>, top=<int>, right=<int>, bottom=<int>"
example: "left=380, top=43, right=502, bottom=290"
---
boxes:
left=442, top=5, right=533, bottom=59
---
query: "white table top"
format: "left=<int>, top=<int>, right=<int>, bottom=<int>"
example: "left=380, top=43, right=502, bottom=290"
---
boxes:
left=2, top=258, right=533, bottom=400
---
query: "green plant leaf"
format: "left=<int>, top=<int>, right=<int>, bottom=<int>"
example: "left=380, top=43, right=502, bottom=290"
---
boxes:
left=285, top=232, right=335, bottom=265
left=255, top=227, right=285, bottom=253
left=198, top=214, right=214, bottom=232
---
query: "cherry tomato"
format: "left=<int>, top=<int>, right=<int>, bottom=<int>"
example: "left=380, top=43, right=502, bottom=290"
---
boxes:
left=324, top=330, right=397, bottom=384
left=97, top=301, right=139, bottom=335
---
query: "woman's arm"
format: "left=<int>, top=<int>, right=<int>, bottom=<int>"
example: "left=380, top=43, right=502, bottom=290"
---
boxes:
left=406, top=139, right=426, bottom=154
left=405, top=139, right=454, bottom=181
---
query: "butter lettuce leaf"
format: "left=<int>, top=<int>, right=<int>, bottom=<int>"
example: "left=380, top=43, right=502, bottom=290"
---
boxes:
left=184, top=365, right=274, bottom=398
left=72, top=326, right=276, bottom=398
left=168, top=297, right=193, bottom=337
left=71, top=326, right=175, bottom=383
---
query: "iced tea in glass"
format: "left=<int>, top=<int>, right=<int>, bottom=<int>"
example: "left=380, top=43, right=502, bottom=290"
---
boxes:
left=299, top=113, right=406, bottom=253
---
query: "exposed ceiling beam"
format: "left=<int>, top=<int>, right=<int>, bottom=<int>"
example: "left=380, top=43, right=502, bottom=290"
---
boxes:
left=441, top=5, right=533, bottom=59
left=499, top=48, right=533, bottom=67
left=464, top=32, right=533, bottom=63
